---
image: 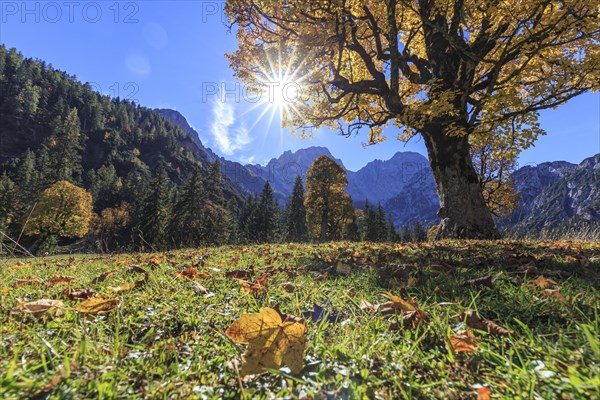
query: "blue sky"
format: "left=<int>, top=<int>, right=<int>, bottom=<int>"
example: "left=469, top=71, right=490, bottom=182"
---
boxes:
left=1, top=1, right=598, bottom=171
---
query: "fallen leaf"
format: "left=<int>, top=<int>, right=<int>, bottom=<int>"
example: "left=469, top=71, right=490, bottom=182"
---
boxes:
left=175, top=266, right=211, bottom=280
left=335, top=261, right=351, bottom=275
left=240, top=272, right=269, bottom=294
left=225, top=307, right=307, bottom=376
left=459, top=310, right=512, bottom=337
left=531, top=275, right=557, bottom=289
left=282, top=282, right=295, bottom=293
left=91, top=271, right=115, bottom=284
left=17, top=299, right=64, bottom=317
left=46, top=275, right=76, bottom=285
left=380, top=291, right=418, bottom=314
left=63, top=288, right=94, bottom=300
left=14, top=276, right=42, bottom=287
left=389, top=309, right=429, bottom=331
left=75, top=296, right=119, bottom=314
left=477, top=387, right=492, bottom=400
left=461, top=275, right=494, bottom=289
left=108, top=283, right=136, bottom=292
left=543, top=288, right=571, bottom=308
left=8, top=263, right=29, bottom=270
left=192, top=282, right=215, bottom=298
left=226, top=269, right=254, bottom=279
left=450, top=330, right=479, bottom=353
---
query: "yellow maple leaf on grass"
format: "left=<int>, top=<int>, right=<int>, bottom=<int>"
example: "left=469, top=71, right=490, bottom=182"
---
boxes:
left=225, top=308, right=307, bottom=376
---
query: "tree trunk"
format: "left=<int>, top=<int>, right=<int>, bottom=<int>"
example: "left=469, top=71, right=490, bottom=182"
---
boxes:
left=422, top=124, right=500, bottom=240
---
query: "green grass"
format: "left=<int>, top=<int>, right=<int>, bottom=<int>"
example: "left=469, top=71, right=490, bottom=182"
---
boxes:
left=1, top=241, right=599, bottom=399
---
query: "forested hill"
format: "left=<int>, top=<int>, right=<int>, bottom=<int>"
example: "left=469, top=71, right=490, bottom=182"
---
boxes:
left=0, top=45, right=249, bottom=252
left=0, top=45, right=243, bottom=201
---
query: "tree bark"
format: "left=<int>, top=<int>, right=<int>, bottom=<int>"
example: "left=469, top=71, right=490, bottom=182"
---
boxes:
left=421, top=123, right=500, bottom=240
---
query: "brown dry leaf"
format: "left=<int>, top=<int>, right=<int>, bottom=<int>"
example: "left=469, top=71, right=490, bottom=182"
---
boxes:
left=108, top=283, right=136, bottom=292
left=450, top=330, right=479, bottom=353
left=225, top=307, right=307, bottom=376
left=175, top=266, right=211, bottom=280
left=459, top=310, right=512, bottom=337
left=17, top=299, right=64, bottom=317
left=531, top=275, right=557, bottom=289
left=390, top=309, right=429, bottom=331
left=380, top=291, right=418, bottom=315
left=282, top=282, right=295, bottom=293
left=240, top=272, right=269, bottom=294
left=461, top=275, right=494, bottom=289
left=477, top=387, right=492, bottom=400
left=75, top=296, right=119, bottom=314
left=226, top=268, right=255, bottom=279
left=8, top=263, right=29, bottom=271
left=91, top=271, right=115, bottom=284
left=360, top=298, right=376, bottom=312
left=63, top=288, right=95, bottom=300
left=543, top=289, right=571, bottom=308
left=315, top=272, right=329, bottom=282
left=1, top=287, right=8, bottom=294
left=46, top=275, right=76, bottom=285
left=14, top=276, right=43, bottom=287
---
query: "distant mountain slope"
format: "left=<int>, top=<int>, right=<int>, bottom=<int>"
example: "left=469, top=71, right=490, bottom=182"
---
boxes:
left=507, top=155, right=600, bottom=233
left=346, top=152, right=429, bottom=205
left=155, top=108, right=269, bottom=198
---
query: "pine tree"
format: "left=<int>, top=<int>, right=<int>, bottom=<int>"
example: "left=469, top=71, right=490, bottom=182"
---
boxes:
left=135, top=167, right=170, bottom=250
left=374, top=203, right=387, bottom=242
left=206, top=160, right=224, bottom=206
left=256, top=181, right=278, bottom=243
left=0, top=173, right=19, bottom=249
left=360, top=199, right=372, bottom=241
left=413, top=221, right=427, bottom=242
left=285, top=175, right=308, bottom=242
left=168, top=168, right=205, bottom=248
left=48, top=107, right=84, bottom=183
left=239, top=195, right=260, bottom=243
left=400, top=225, right=412, bottom=243
left=386, top=214, right=399, bottom=242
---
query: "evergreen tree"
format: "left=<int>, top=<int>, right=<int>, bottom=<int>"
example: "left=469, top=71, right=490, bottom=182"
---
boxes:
left=206, top=160, right=224, bottom=206
left=239, top=195, right=260, bottom=243
left=360, top=199, right=372, bottom=240
left=386, top=214, right=399, bottom=242
left=168, top=168, right=205, bottom=248
left=284, top=175, right=308, bottom=242
left=0, top=173, right=19, bottom=249
left=48, top=107, right=83, bottom=183
left=374, top=203, right=387, bottom=242
left=134, top=167, right=170, bottom=250
left=413, top=221, right=427, bottom=242
left=400, top=225, right=412, bottom=243
left=256, top=181, right=278, bottom=243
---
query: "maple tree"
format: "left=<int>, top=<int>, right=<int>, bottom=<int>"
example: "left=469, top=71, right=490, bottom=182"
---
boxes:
left=24, top=181, right=93, bottom=239
left=225, top=0, right=600, bottom=239
left=305, top=156, right=354, bottom=241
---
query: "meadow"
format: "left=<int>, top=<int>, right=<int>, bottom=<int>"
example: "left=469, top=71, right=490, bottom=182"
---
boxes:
left=1, top=241, right=598, bottom=399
